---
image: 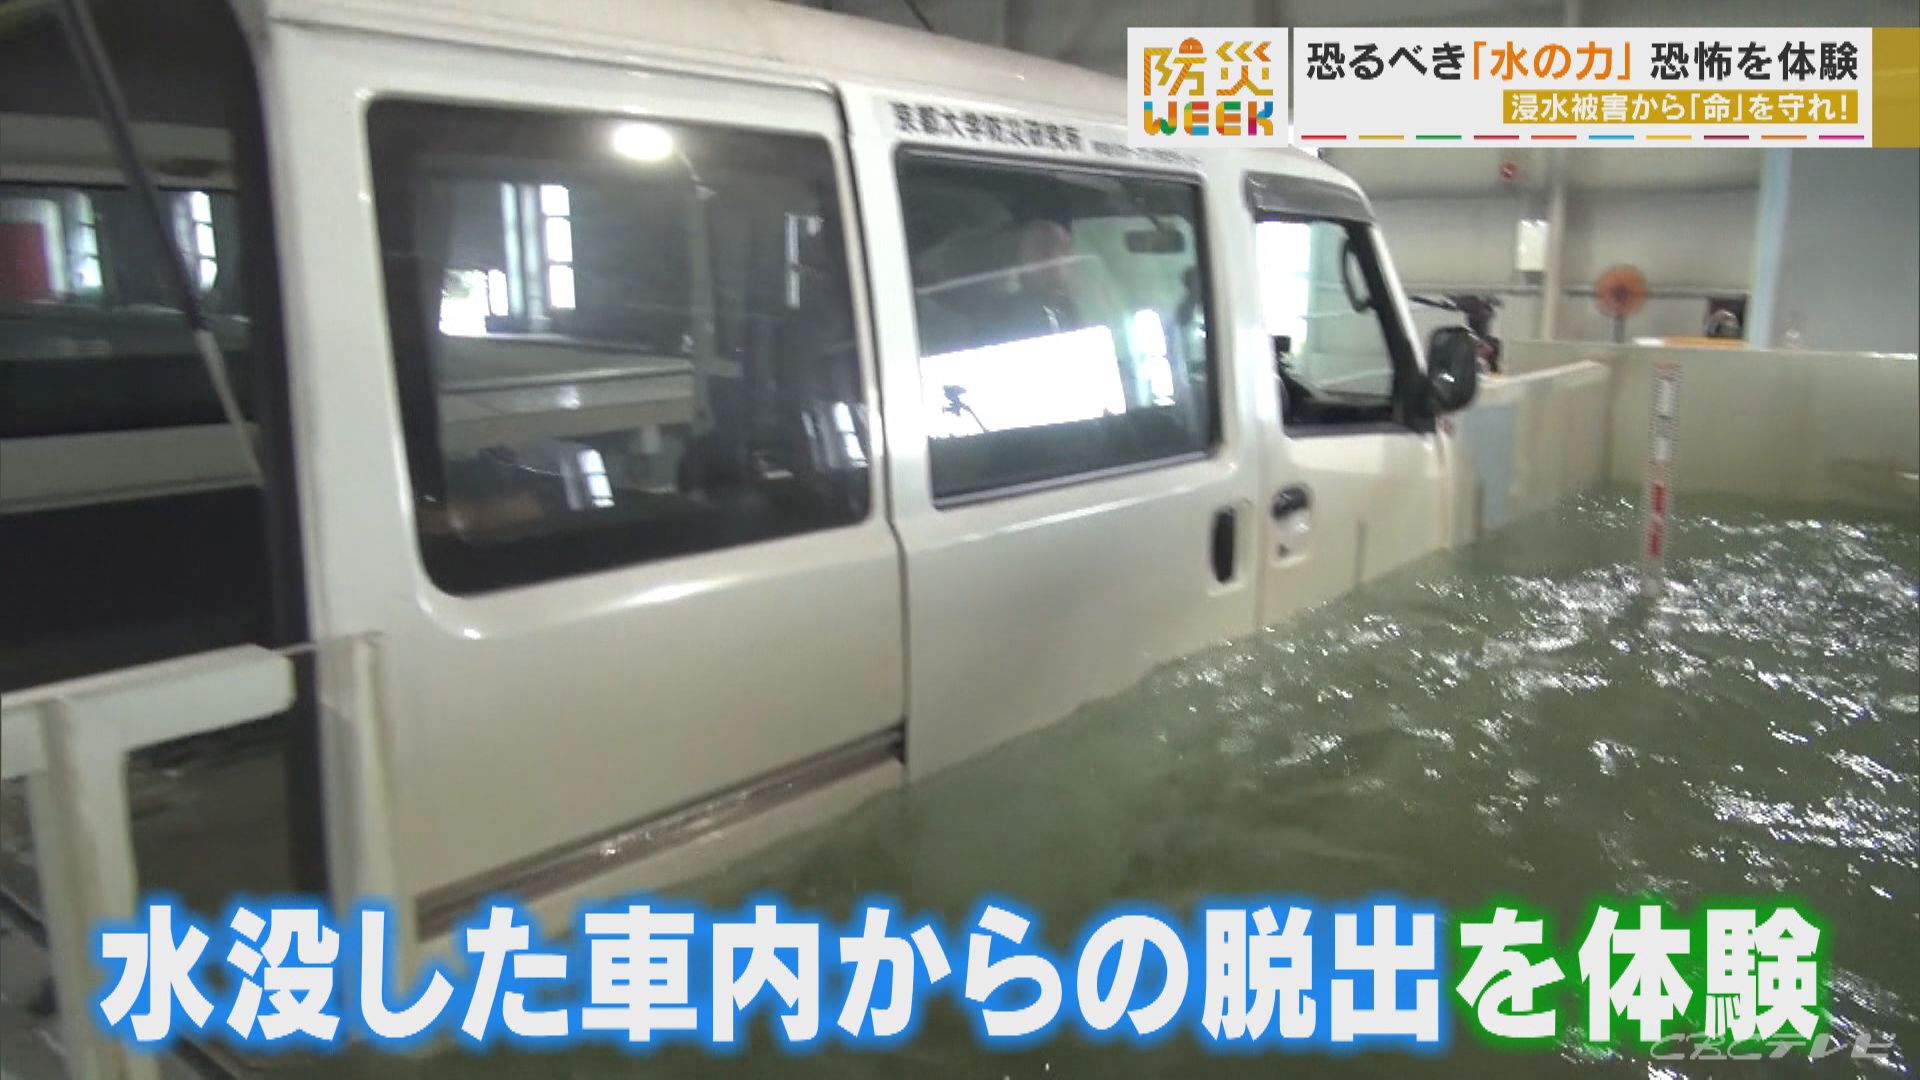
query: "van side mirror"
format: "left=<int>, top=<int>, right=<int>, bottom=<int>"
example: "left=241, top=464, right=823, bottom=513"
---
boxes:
left=1425, top=326, right=1479, bottom=413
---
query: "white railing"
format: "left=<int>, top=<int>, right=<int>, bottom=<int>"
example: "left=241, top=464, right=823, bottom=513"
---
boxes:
left=0, top=634, right=405, bottom=1080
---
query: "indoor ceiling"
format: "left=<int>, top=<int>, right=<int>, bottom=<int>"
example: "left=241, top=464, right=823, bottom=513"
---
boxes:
left=787, top=0, right=1918, bottom=80
left=1327, top=147, right=1768, bottom=197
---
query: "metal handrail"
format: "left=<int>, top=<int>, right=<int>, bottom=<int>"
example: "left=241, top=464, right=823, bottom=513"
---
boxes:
left=0, top=637, right=398, bottom=1080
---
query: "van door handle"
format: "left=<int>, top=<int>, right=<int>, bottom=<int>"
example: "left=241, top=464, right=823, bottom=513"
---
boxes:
left=1210, top=507, right=1237, bottom=584
left=1272, top=484, right=1311, bottom=520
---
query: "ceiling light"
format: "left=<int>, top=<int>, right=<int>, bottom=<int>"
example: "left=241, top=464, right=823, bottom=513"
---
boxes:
left=610, top=121, right=675, bottom=163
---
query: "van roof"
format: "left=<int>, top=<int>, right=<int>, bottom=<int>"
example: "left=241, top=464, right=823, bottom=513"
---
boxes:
left=257, top=0, right=1342, bottom=183
left=258, top=0, right=1110, bottom=107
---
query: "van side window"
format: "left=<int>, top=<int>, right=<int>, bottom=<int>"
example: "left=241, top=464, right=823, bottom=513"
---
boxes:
left=367, top=102, right=871, bottom=594
left=1256, top=217, right=1412, bottom=430
left=897, top=155, right=1215, bottom=502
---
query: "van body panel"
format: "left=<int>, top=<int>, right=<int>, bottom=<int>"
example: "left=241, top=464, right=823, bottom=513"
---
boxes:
left=1259, top=432, right=1451, bottom=618
left=888, top=451, right=1258, bottom=778
left=263, top=25, right=906, bottom=895
left=440, top=759, right=905, bottom=953
left=242, top=0, right=1441, bottom=912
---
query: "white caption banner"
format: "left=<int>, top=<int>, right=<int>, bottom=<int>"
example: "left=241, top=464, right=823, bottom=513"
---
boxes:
left=1290, top=29, right=1874, bottom=147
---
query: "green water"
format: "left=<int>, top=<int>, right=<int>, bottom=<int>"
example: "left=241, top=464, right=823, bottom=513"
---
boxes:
left=314, top=492, right=1919, bottom=1078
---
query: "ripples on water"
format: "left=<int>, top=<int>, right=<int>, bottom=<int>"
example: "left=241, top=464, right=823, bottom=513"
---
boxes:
left=334, top=493, right=1919, bottom=1079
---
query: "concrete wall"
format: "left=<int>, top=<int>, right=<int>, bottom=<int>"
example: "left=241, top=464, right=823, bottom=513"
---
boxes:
left=1450, top=360, right=1614, bottom=544
left=1604, top=347, right=1920, bottom=510
left=1502, top=340, right=1920, bottom=511
left=1761, top=150, right=1920, bottom=355
left=1449, top=339, right=1918, bottom=554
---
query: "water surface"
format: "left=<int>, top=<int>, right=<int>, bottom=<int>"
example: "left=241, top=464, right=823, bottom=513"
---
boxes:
left=312, top=492, right=1920, bottom=1078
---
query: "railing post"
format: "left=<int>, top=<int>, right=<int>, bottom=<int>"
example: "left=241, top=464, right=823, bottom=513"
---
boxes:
left=32, top=698, right=158, bottom=1080
left=318, top=634, right=414, bottom=975
left=3, top=645, right=294, bottom=1077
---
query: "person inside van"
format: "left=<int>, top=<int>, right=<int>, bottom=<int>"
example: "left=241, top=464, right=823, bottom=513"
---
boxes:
left=1004, top=218, right=1089, bottom=338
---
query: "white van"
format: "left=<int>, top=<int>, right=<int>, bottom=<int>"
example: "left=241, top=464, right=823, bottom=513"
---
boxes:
left=0, top=0, right=1478, bottom=959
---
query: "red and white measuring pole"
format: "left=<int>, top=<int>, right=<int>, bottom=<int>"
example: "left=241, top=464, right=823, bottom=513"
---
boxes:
left=1641, top=359, right=1681, bottom=598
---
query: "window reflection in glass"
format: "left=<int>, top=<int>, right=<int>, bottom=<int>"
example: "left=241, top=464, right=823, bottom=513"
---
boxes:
left=898, top=156, right=1214, bottom=500
left=1, top=183, right=251, bottom=438
left=368, top=102, right=871, bottom=593
left=1255, top=217, right=1402, bottom=426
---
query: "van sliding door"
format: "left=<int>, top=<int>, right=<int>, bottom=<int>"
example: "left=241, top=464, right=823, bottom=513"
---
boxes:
left=263, top=24, right=903, bottom=930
